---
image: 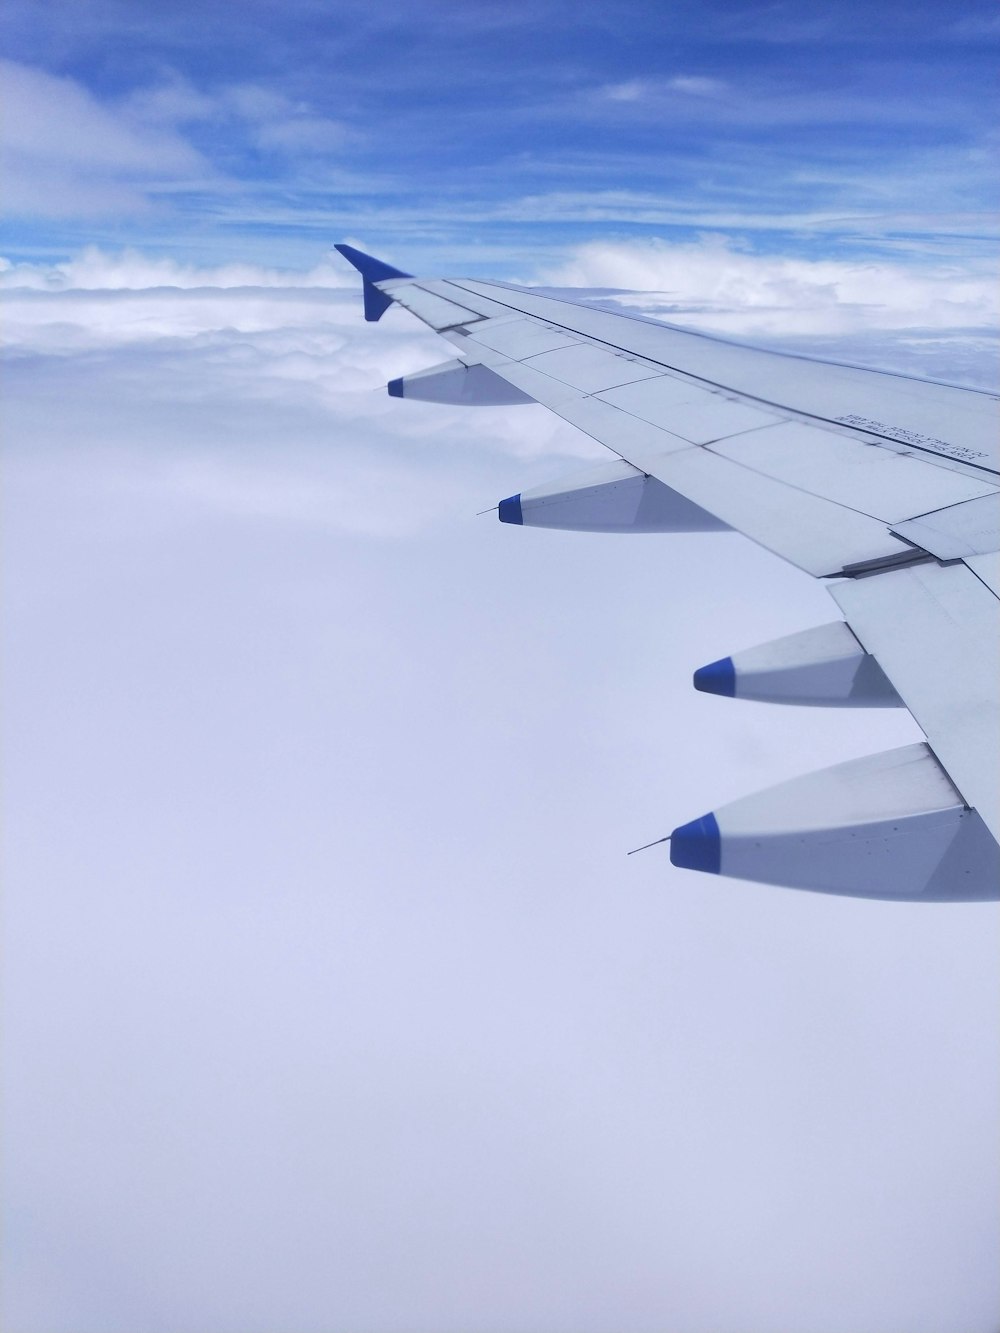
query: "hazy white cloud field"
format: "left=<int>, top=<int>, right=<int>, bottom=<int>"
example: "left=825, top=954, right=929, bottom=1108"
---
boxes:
left=3, top=245, right=998, bottom=1333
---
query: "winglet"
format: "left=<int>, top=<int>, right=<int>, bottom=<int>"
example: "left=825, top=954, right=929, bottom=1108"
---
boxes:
left=334, top=244, right=413, bottom=323
left=498, top=494, right=523, bottom=525
left=669, top=812, right=721, bottom=874
left=333, top=244, right=412, bottom=283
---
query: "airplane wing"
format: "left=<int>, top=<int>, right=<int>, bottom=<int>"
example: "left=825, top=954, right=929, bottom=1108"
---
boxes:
left=336, top=244, right=1000, bottom=903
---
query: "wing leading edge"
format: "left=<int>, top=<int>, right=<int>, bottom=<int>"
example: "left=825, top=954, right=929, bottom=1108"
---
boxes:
left=336, top=244, right=1000, bottom=902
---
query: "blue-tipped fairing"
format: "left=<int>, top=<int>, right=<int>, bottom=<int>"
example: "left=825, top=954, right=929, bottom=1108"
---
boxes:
left=498, top=494, right=523, bottom=525
left=669, top=813, right=722, bottom=874
left=693, top=657, right=737, bottom=698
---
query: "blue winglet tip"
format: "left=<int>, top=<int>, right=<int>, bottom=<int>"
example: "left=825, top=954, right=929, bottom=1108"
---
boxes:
left=387, top=378, right=404, bottom=398
left=362, top=281, right=393, bottom=323
left=693, top=657, right=736, bottom=698
left=334, top=243, right=412, bottom=283
left=334, top=243, right=412, bottom=324
left=498, top=495, right=523, bottom=525
left=669, top=812, right=721, bottom=875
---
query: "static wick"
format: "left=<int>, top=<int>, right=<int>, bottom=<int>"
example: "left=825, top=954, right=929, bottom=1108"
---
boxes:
left=476, top=505, right=499, bottom=516
left=627, top=834, right=672, bottom=856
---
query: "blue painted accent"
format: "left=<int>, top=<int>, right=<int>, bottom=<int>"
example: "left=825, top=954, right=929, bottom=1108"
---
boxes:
left=362, top=281, right=393, bottom=323
left=693, top=657, right=736, bottom=697
left=498, top=494, right=523, bottom=525
left=669, top=812, right=721, bottom=874
left=334, top=244, right=412, bottom=283
left=387, top=377, right=404, bottom=398
left=334, top=245, right=412, bottom=324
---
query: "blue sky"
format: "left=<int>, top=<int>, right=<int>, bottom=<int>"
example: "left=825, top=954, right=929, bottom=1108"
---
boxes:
left=2, top=0, right=998, bottom=271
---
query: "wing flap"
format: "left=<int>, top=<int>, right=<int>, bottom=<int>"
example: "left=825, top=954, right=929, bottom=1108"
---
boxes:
left=967, top=553, right=1000, bottom=596
left=708, top=422, right=997, bottom=523
left=547, top=394, right=696, bottom=459
left=642, top=446, right=910, bottom=576
left=477, top=356, right=586, bottom=407
left=892, top=493, right=1000, bottom=559
left=518, top=344, right=662, bottom=394
left=448, top=309, right=996, bottom=575
left=831, top=562, right=1000, bottom=842
left=449, top=329, right=918, bottom=576
left=468, top=318, right=580, bottom=358
left=596, top=377, right=781, bottom=441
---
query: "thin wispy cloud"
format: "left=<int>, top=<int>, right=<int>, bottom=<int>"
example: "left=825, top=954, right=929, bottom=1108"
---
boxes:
left=1, top=0, right=996, bottom=266
left=668, top=74, right=727, bottom=95
left=0, top=248, right=354, bottom=290
left=601, top=75, right=727, bottom=102
left=601, top=79, right=648, bottom=102
left=538, top=235, right=1000, bottom=335
left=0, top=59, right=211, bottom=219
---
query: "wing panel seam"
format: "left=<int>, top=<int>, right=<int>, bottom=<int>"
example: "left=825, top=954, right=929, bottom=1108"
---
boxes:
left=446, top=282, right=999, bottom=477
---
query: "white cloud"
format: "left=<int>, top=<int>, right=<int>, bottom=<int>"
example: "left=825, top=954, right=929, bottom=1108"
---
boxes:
left=537, top=235, right=1000, bottom=352
left=949, top=12, right=1000, bottom=37
left=254, top=115, right=352, bottom=155
left=601, top=79, right=648, bottom=102
left=0, top=247, right=355, bottom=292
left=3, top=239, right=995, bottom=397
left=0, top=254, right=587, bottom=537
left=215, top=82, right=353, bottom=155
left=4, top=244, right=997, bottom=1333
left=667, top=75, right=726, bottom=95
left=118, top=74, right=218, bottom=126
left=600, top=75, right=726, bottom=103
left=0, top=61, right=201, bottom=174
left=0, top=63, right=354, bottom=222
left=468, top=188, right=998, bottom=253
left=0, top=61, right=211, bottom=219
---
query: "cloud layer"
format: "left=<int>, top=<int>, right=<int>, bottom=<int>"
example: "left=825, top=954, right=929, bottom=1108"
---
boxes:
left=0, top=60, right=210, bottom=219
left=3, top=247, right=999, bottom=1333
left=6, top=239, right=995, bottom=387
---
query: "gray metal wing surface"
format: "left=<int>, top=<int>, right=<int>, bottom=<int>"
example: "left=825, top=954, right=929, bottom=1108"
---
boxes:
left=336, top=245, right=1000, bottom=902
